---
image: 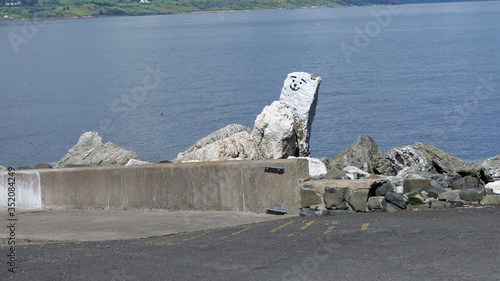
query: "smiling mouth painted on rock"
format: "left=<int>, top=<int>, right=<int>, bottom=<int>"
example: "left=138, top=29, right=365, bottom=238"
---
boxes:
left=289, top=76, right=307, bottom=91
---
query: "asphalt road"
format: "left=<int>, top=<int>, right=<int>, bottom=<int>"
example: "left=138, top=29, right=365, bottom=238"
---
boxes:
left=3, top=207, right=500, bottom=280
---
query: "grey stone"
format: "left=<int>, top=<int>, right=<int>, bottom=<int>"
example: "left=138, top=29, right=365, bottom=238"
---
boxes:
left=385, top=192, right=407, bottom=209
left=438, top=191, right=462, bottom=201
left=427, top=188, right=446, bottom=199
left=367, top=196, right=385, bottom=210
left=382, top=201, right=403, bottom=212
left=325, top=170, right=349, bottom=180
left=328, top=209, right=356, bottom=215
left=175, top=124, right=252, bottom=160
left=482, top=195, right=500, bottom=206
left=374, top=142, right=467, bottom=176
left=300, top=208, right=329, bottom=217
left=406, top=187, right=425, bottom=198
left=319, top=157, right=330, bottom=167
left=126, top=159, right=151, bottom=166
left=174, top=131, right=257, bottom=163
left=343, top=166, right=372, bottom=179
left=403, top=179, right=433, bottom=194
left=300, top=188, right=322, bottom=208
left=430, top=180, right=444, bottom=189
left=324, top=187, right=349, bottom=209
left=55, top=132, right=141, bottom=168
left=478, top=155, right=500, bottom=183
left=431, top=200, right=453, bottom=209
left=0, top=165, right=6, bottom=171
left=374, top=181, right=394, bottom=196
left=451, top=176, right=482, bottom=190
left=459, top=189, right=486, bottom=202
left=328, top=134, right=383, bottom=174
left=349, top=189, right=370, bottom=212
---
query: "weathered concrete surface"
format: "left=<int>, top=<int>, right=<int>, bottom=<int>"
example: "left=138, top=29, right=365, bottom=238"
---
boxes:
left=0, top=171, right=41, bottom=208
left=0, top=208, right=288, bottom=245
left=1, top=159, right=308, bottom=215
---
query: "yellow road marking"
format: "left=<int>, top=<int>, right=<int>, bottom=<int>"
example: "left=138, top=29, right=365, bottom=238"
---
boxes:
left=324, top=221, right=339, bottom=235
left=287, top=233, right=294, bottom=237
left=183, top=230, right=213, bottom=242
left=361, top=223, right=369, bottom=231
left=270, top=220, right=295, bottom=233
left=300, top=220, right=315, bottom=230
left=220, top=226, right=253, bottom=239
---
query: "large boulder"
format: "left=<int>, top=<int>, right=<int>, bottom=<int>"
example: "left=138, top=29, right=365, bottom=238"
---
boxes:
left=374, top=142, right=467, bottom=176
left=174, top=131, right=257, bottom=163
left=478, top=155, right=500, bottom=183
left=251, top=101, right=298, bottom=159
left=328, top=134, right=382, bottom=174
left=54, top=132, right=141, bottom=168
left=252, top=72, right=321, bottom=159
left=0, top=165, right=7, bottom=171
left=174, top=124, right=252, bottom=162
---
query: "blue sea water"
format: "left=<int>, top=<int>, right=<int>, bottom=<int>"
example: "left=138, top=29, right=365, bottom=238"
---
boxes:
left=0, top=1, right=499, bottom=168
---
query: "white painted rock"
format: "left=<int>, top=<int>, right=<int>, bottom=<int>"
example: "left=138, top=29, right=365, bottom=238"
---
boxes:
left=55, top=132, right=141, bottom=168
left=175, top=131, right=257, bottom=163
left=251, top=101, right=297, bottom=159
left=485, top=181, right=500, bottom=194
left=279, top=72, right=321, bottom=157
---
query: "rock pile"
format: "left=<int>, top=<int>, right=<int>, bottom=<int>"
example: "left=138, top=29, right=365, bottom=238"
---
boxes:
left=299, top=134, right=500, bottom=216
left=54, top=132, right=141, bottom=168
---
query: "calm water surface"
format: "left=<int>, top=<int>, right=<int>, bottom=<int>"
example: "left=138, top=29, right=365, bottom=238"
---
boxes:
left=0, top=1, right=499, bottom=168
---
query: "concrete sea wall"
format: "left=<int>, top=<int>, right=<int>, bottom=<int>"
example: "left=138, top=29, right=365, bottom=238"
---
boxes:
left=0, top=159, right=309, bottom=215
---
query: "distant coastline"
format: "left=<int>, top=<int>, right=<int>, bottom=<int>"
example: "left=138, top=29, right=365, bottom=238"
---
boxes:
left=0, top=0, right=494, bottom=22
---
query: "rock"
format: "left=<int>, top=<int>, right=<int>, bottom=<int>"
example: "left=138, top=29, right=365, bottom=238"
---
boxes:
left=478, top=155, right=500, bottom=183
left=325, top=170, right=348, bottom=180
left=431, top=200, right=453, bottom=209
left=459, top=189, right=486, bottom=202
left=252, top=72, right=321, bottom=159
left=385, top=192, right=407, bottom=209
left=382, top=201, right=403, bottom=212
left=328, top=134, right=382, bottom=174
left=403, top=179, right=433, bottom=194
left=324, top=187, right=350, bottom=209
left=485, top=181, right=500, bottom=194
left=374, top=142, right=467, bottom=176
left=450, top=176, right=482, bottom=190
left=278, top=72, right=322, bottom=156
left=343, top=166, right=372, bottom=179
left=319, top=157, right=330, bottom=167
left=367, top=196, right=385, bottom=210
left=300, top=187, right=322, bottom=208
left=349, top=189, right=370, bottom=212
left=291, top=157, right=327, bottom=179
left=413, top=142, right=468, bottom=174
left=438, top=190, right=462, bottom=201
left=386, top=167, right=459, bottom=189
left=374, top=181, right=394, bottom=196
left=174, top=131, right=257, bottom=163
left=126, top=159, right=151, bottom=166
left=251, top=101, right=298, bottom=159
left=55, top=132, right=141, bottom=168
left=174, top=124, right=252, bottom=161
left=33, top=163, right=52, bottom=169
left=0, top=165, right=6, bottom=171
left=482, top=195, right=500, bottom=206
left=427, top=188, right=446, bottom=199
left=18, top=166, right=32, bottom=170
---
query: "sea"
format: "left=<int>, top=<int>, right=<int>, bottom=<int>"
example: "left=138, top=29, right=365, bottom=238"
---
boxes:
left=0, top=1, right=499, bottom=168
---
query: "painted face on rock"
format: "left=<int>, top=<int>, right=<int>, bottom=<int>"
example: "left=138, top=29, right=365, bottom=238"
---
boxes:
left=289, top=76, right=307, bottom=91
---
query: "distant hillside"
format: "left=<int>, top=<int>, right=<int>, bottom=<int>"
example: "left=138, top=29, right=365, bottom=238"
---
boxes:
left=1, top=0, right=497, bottom=20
